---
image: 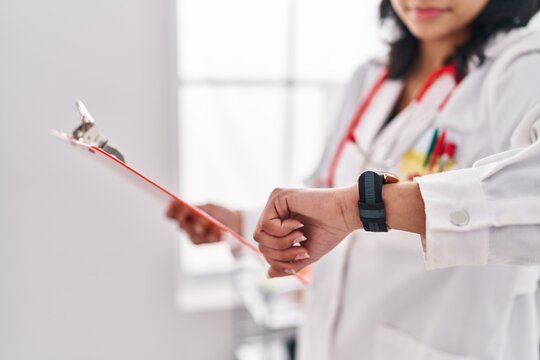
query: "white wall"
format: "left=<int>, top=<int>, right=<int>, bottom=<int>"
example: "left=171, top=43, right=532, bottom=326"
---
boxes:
left=0, top=1, right=232, bottom=359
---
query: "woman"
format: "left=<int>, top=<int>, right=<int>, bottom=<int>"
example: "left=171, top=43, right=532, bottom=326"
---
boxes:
left=168, top=1, right=540, bottom=359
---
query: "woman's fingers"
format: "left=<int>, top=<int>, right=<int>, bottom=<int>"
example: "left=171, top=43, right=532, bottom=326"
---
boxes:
left=258, top=217, right=304, bottom=238
left=258, top=243, right=310, bottom=262
left=264, top=257, right=312, bottom=278
left=192, top=221, right=207, bottom=236
left=166, top=201, right=226, bottom=245
left=175, top=205, right=192, bottom=230
left=268, top=267, right=288, bottom=278
left=265, top=258, right=298, bottom=276
left=206, top=228, right=222, bottom=243
left=165, top=201, right=180, bottom=219
left=183, top=222, right=222, bottom=244
left=255, top=230, right=307, bottom=250
left=171, top=204, right=222, bottom=244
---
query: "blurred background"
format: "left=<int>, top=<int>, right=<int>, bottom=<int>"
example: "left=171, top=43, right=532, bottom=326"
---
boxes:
left=0, top=1, right=537, bottom=360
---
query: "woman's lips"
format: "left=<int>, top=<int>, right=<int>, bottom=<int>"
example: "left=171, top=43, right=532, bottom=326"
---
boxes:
left=408, top=7, right=448, bottom=20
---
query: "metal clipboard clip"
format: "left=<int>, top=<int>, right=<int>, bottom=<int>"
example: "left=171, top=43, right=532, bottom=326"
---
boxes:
left=72, top=100, right=125, bottom=162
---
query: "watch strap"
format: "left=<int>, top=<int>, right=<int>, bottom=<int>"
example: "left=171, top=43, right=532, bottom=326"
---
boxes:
left=358, top=171, right=388, bottom=232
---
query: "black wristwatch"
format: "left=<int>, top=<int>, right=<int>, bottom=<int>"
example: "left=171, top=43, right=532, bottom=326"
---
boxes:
left=358, top=171, right=399, bottom=232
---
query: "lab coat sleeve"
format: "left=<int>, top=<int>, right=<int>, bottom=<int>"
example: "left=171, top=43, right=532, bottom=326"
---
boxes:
left=416, top=100, right=540, bottom=269
left=416, top=50, right=540, bottom=269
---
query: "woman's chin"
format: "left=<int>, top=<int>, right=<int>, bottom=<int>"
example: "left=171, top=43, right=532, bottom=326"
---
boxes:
left=407, top=25, right=463, bottom=43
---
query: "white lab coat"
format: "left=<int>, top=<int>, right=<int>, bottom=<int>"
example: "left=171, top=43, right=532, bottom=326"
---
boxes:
left=290, top=28, right=540, bottom=360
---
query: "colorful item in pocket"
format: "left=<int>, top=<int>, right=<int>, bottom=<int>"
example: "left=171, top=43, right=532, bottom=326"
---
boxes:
left=438, top=142, right=457, bottom=173
left=427, top=130, right=447, bottom=172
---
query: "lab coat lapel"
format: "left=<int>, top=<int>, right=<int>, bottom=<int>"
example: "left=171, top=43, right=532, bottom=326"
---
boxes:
left=352, top=79, right=403, bottom=150
left=370, top=74, right=456, bottom=169
left=332, top=79, right=403, bottom=187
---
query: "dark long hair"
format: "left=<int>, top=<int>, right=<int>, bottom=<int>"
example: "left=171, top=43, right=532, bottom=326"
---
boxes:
left=380, top=0, right=540, bottom=80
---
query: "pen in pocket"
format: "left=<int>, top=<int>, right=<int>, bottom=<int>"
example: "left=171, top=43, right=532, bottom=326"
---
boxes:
left=428, top=130, right=446, bottom=172
left=438, top=142, right=456, bottom=172
left=423, top=128, right=440, bottom=168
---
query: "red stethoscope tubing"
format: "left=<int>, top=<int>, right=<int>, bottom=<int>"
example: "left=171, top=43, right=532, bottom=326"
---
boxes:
left=323, top=64, right=458, bottom=187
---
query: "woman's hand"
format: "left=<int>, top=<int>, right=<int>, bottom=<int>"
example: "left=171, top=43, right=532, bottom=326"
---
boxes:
left=166, top=202, right=242, bottom=245
left=253, top=181, right=426, bottom=277
left=253, top=185, right=362, bottom=278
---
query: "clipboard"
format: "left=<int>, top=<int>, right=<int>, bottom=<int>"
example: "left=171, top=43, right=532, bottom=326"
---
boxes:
left=51, top=101, right=309, bottom=286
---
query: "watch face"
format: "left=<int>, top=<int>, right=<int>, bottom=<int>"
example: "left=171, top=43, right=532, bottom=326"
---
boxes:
left=380, top=172, right=400, bottom=184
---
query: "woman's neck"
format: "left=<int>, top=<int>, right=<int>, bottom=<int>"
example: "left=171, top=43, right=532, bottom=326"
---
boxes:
left=391, top=31, right=470, bottom=115
left=416, top=30, right=470, bottom=75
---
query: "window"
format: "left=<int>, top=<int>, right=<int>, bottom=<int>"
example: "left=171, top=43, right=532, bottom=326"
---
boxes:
left=176, top=0, right=384, bottom=281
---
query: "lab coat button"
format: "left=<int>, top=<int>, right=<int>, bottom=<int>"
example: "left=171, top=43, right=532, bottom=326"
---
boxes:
left=449, top=210, right=469, bottom=227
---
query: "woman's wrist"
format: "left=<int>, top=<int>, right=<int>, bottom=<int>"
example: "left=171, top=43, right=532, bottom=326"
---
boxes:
left=382, top=182, right=426, bottom=235
left=337, top=184, right=364, bottom=233
left=337, top=181, right=426, bottom=236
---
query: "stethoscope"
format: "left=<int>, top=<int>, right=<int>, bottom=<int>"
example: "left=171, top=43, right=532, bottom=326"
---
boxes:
left=320, top=63, right=460, bottom=187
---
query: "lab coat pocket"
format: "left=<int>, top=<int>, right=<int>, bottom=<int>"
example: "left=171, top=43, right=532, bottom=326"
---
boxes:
left=373, top=325, right=477, bottom=360
left=396, top=128, right=459, bottom=180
